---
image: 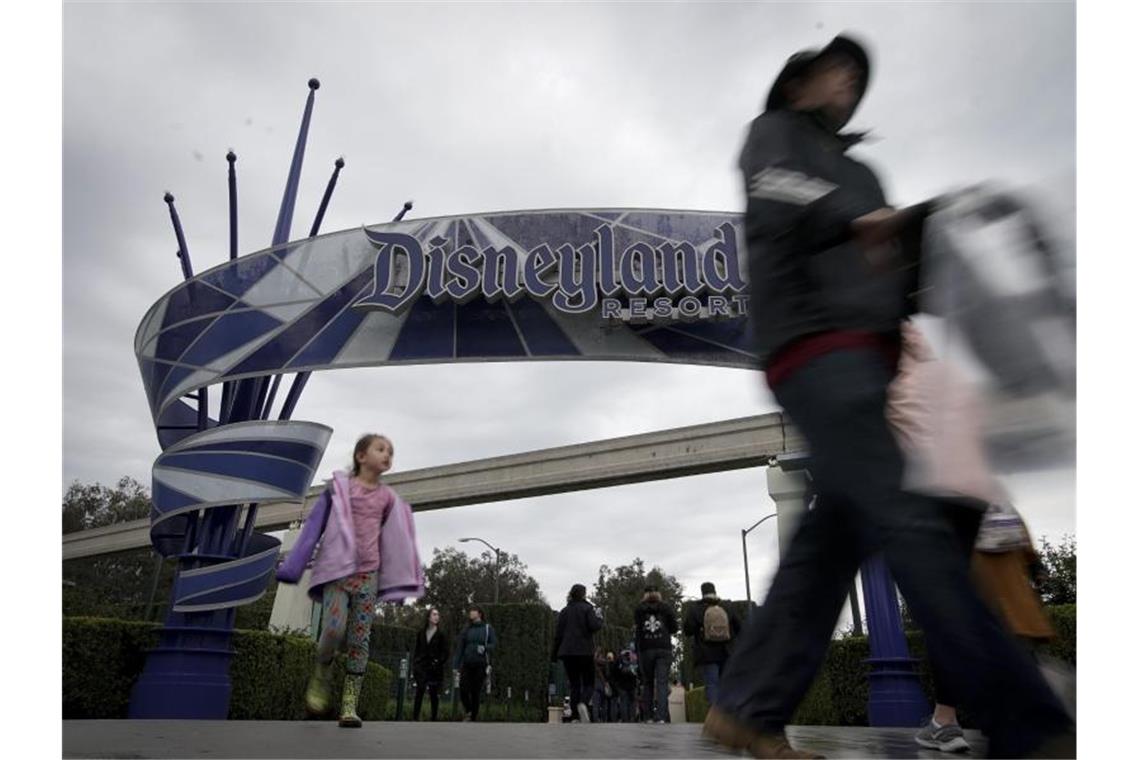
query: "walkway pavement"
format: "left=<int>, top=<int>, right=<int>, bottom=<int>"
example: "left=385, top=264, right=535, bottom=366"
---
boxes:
left=63, top=721, right=988, bottom=758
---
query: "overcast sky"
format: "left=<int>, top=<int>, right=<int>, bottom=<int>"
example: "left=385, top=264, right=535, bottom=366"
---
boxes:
left=62, top=2, right=1076, bottom=617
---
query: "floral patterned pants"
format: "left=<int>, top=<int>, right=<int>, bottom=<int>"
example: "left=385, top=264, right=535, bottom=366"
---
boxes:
left=316, top=571, right=377, bottom=675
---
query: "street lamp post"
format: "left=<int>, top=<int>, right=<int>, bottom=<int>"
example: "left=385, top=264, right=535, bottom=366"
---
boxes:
left=459, top=536, right=503, bottom=605
left=741, top=513, right=778, bottom=605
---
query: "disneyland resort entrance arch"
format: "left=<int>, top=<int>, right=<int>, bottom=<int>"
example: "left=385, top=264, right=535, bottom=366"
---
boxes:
left=126, top=80, right=920, bottom=722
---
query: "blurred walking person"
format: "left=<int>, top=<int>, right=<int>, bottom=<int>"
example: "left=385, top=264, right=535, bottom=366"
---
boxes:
left=885, top=322, right=1070, bottom=751
left=706, top=33, right=1075, bottom=759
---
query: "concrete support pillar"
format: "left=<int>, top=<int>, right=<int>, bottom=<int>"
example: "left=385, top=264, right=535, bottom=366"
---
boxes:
left=765, top=466, right=808, bottom=558
left=268, top=527, right=318, bottom=635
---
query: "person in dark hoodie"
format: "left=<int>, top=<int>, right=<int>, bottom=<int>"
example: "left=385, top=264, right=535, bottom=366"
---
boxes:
left=411, top=607, right=450, bottom=721
left=633, top=585, right=678, bottom=723
left=453, top=605, right=496, bottom=721
left=683, top=582, right=742, bottom=708
left=703, top=33, right=1075, bottom=759
left=552, top=583, right=603, bottom=723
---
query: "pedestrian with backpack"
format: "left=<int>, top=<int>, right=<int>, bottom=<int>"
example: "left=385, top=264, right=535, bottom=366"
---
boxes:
left=683, top=582, right=742, bottom=707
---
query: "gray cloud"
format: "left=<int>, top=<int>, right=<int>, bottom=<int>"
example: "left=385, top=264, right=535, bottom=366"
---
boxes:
left=63, top=2, right=1075, bottom=606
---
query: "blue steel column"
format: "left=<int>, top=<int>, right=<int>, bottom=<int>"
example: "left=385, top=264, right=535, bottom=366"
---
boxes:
left=861, top=554, right=929, bottom=726
left=129, top=79, right=326, bottom=719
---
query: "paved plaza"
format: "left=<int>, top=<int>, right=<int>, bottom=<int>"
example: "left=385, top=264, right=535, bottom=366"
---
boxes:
left=63, top=721, right=988, bottom=759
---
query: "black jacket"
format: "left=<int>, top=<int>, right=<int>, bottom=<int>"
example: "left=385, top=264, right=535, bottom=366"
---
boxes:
left=607, top=658, right=638, bottom=692
left=634, top=597, right=678, bottom=652
left=552, top=599, right=603, bottom=659
left=739, top=109, right=920, bottom=367
left=412, top=627, right=450, bottom=682
left=682, top=597, right=743, bottom=666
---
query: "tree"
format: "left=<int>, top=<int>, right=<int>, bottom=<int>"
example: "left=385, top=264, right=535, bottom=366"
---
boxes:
left=592, top=558, right=684, bottom=631
left=410, top=546, right=548, bottom=632
left=62, top=476, right=151, bottom=534
left=1035, top=534, right=1076, bottom=606
left=62, top=477, right=171, bottom=620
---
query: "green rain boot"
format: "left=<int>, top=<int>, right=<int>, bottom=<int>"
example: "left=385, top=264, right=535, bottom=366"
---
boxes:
left=338, top=673, right=364, bottom=728
left=304, top=662, right=332, bottom=717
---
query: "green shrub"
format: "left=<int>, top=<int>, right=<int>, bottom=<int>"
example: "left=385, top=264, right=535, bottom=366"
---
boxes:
left=481, top=603, right=553, bottom=711
left=1045, top=604, right=1075, bottom=664
left=63, top=617, right=390, bottom=720
left=62, top=616, right=160, bottom=718
left=370, top=622, right=418, bottom=659
left=686, top=685, right=708, bottom=723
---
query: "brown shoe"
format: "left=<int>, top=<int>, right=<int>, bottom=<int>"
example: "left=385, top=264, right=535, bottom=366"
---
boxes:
left=702, top=706, right=824, bottom=759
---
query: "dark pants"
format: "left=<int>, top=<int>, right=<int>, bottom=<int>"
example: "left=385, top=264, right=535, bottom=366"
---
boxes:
left=560, top=655, right=595, bottom=716
left=717, top=349, right=1071, bottom=757
left=592, top=682, right=610, bottom=722
left=639, top=648, right=671, bottom=722
left=614, top=686, right=636, bottom=722
left=412, top=672, right=441, bottom=721
left=459, top=663, right=486, bottom=720
left=927, top=499, right=984, bottom=711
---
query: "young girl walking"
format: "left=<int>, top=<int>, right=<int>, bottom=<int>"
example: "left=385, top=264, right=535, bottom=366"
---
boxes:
left=277, top=433, right=424, bottom=727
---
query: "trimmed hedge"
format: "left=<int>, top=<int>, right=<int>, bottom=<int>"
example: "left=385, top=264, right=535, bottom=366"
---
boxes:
left=482, top=603, right=553, bottom=707
left=63, top=617, right=391, bottom=720
left=682, top=604, right=1075, bottom=726
left=369, top=622, right=419, bottom=660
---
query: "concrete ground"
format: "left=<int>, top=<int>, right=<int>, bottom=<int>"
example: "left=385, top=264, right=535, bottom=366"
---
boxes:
left=63, top=720, right=988, bottom=759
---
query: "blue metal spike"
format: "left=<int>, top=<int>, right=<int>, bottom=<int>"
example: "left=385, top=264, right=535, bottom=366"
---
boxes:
left=164, top=193, right=194, bottom=280
left=309, top=156, right=345, bottom=237
left=197, top=388, right=208, bottom=432
left=243, top=79, right=320, bottom=422
left=394, top=199, right=414, bottom=221
left=277, top=372, right=310, bottom=421
left=226, top=151, right=238, bottom=260
left=271, top=78, right=320, bottom=248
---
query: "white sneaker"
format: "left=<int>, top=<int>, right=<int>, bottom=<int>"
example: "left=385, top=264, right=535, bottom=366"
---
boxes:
left=915, top=717, right=970, bottom=753
left=577, top=703, right=591, bottom=723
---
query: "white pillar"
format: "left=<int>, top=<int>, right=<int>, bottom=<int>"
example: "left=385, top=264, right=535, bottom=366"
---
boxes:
left=268, top=527, right=318, bottom=635
left=766, top=467, right=808, bottom=558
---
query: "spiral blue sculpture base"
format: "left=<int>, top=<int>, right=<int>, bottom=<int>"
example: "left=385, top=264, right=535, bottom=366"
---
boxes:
left=129, top=622, right=235, bottom=719
left=127, top=421, right=332, bottom=719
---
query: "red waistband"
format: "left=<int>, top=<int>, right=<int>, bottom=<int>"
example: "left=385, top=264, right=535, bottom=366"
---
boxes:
left=765, top=330, right=900, bottom=389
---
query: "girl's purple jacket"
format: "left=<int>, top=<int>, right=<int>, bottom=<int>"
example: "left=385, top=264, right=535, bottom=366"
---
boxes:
left=276, top=470, right=425, bottom=602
